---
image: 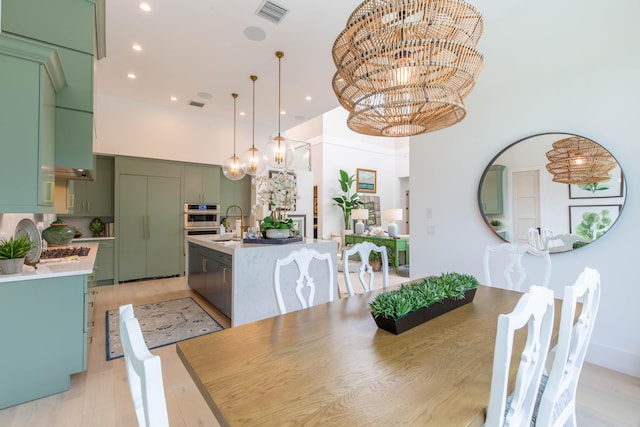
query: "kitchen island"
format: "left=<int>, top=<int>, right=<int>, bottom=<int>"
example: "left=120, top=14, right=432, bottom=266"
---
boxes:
left=0, top=243, right=97, bottom=409
left=187, top=235, right=338, bottom=327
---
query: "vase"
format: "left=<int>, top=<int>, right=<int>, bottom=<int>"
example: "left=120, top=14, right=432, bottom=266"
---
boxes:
left=266, top=229, right=291, bottom=239
left=0, top=257, right=25, bottom=274
left=42, top=219, right=75, bottom=246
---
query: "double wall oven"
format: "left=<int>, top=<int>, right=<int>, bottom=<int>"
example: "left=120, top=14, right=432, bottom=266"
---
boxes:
left=184, top=203, right=220, bottom=236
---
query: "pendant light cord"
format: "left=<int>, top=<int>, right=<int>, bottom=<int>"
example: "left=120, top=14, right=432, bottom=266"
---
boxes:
left=251, top=75, right=257, bottom=149
left=232, top=93, right=238, bottom=160
left=276, top=51, right=284, bottom=142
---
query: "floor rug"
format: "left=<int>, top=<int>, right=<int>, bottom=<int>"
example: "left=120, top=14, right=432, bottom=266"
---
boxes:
left=106, top=297, right=223, bottom=361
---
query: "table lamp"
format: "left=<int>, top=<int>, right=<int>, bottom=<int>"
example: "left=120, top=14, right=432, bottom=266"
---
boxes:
left=351, top=209, right=369, bottom=235
left=383, top=208, right=403, bottom=238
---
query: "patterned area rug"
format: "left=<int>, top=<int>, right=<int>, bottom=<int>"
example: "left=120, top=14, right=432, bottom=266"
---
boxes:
left=106, top=297, right=223, bottom=361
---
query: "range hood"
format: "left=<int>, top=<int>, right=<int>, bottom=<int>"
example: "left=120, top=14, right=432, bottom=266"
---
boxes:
left=54, top=167, right=94, bottom=180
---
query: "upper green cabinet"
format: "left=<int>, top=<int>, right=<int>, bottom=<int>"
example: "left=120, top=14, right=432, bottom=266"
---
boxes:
left=220, top=173, right=251, bottom=215
left=184, top=164, right=221, bottom=203
left=55, top=47, right=93, bottom=112
left=0, top=53, right=55, bottom=213
left=0, top=0, right=96, bottom=55
left=71, top=156, right=114, bottom=216
left=480, top=164, right=505, bottom=215
left=55, top=108, right=93, bottom=171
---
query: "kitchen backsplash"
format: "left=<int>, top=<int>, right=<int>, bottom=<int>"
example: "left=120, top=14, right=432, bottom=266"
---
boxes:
left=0, top=213, right=55, bottom=241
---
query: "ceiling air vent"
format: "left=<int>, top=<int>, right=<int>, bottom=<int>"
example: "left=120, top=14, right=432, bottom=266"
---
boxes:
left=188, top=100, right=205, bottom=108
left=256, top=0, right=289, bottom=24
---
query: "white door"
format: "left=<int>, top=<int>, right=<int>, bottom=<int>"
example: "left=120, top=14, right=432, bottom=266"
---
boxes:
left=512, top=170, right=540, bottom=244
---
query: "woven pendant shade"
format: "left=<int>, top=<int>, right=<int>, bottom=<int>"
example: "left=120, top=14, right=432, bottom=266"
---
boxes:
left=545, top=136, right=616, bottom=184
left=332, top=0, right=484, bottom=137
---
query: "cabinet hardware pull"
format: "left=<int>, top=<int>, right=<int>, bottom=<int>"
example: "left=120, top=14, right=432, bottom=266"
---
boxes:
left=202, top=259, right=207, bottom=273
left=143, top=216, right=147, bottom=239
left=222, top=267, right=227, bottom=283
left=89, top=321, right=95, bottom=327
left=147, top=215, right=151, bottom=239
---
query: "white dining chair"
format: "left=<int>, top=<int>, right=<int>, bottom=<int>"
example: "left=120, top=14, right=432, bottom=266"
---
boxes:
left=342, top=241, right=388, bottom=296
left=119, top=304, right=170, bottom=427
left=534, top=267, right=601, bottom=427
left=484, top=243, right=552, bottom=291
left=273, top=247, right=335, bottom=314
left=485, top=285, right=555, bottom=427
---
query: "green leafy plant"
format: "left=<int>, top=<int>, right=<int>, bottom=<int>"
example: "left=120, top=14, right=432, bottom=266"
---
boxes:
left=577, top=178, right=610, bottom=194
left=0, top=236, right=34, bottom=260
left=490, top=219, right=501, bottom=227
left=576, top=209, right=612, bottom=240
left=369, top=272, right=480, bottom=319
left=260, top=216, right=295, bottom=232
left=332, top=169, right=363, bottom=229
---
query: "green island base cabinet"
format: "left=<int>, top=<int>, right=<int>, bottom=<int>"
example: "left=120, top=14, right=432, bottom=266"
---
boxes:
left=0, top=242, right=97, bottom=409
left=344, top=234, right=409, bottom=268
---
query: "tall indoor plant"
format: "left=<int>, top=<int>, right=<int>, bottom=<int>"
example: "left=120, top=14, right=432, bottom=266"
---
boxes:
left=332, top=169, right=363, bottom=230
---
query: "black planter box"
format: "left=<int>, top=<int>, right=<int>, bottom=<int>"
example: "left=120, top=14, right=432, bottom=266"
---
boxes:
left=372, top=288, right=477, bottom=335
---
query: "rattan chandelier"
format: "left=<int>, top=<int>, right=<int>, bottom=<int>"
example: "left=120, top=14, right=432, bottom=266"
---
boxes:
left=332, top=0, right=484, bottom=137
left=545, top=136, right=616, bottom=184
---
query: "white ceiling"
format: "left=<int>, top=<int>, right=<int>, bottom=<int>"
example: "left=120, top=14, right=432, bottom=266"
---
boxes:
left=96, top=0, right=363, bottom=133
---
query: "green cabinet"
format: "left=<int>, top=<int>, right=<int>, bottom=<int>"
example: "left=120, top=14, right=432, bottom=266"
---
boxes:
left=118, top=174, right=182, bottom=282
left=184, top=164, right=221, bottom=203
left=0, top=52, right=55, bottom=213
left=1, top=0, right=96, bottom=55
left=481, top=164, right=505, bottom=215
left=344, top=235, right=409, bottom=268
left=55, top=108, right=94, bottom=171
left=95, top=239, right=114, bottom=284
left=188, top=244, right=232, bottom=318
left=220, top=173, right=251, bottom=215
left=0, top=274, right=89, bottom=409
left=70, top=156, right=114, bottom=215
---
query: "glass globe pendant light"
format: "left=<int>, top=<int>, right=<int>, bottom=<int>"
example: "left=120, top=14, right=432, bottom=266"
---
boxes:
left=222, top=93, right=247, bottom=181
left=265, top=51, right=294, bottom=170
left=241, top=75, right=266, bottom=176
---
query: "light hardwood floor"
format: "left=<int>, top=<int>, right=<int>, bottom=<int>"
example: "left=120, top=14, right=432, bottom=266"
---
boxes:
left=0, top=275, right=638, bottom=427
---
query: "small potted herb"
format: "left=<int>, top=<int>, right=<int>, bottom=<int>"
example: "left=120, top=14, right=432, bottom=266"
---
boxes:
left=490, top=219, right=501, bottom=228
left=0, top=235, right=34, bottom=274
left=369, top=272, right=480, bottom=334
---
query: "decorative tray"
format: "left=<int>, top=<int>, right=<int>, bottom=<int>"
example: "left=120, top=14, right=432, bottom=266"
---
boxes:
left=243, top=236, right=303, bottom=245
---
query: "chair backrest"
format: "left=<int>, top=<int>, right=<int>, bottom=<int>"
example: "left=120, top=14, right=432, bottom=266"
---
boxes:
left=535, top=267, right=601, bottom=427
left=528, top=228, right=543, bottom=250
left=119, top=304, right=170, bottom=427
left=273, top=248, right=335, bottom=314
left=484, top=243, right=552, bottom=291
left=486, top=286, right=555, bottom=427
left=342, top=241, right=389, bottom=296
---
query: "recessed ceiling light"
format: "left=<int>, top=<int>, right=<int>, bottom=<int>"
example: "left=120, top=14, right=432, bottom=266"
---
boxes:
left=240, top=112, right=246, bottom=116
left=139, top=3, right=151, bottom=12
left=132, top=43, right=142, bottom=52
left=170, top=96, right=177, bottom=102
left=243, top=26, right=267, bottom=41
left=305, top=96, right=312, bottom=101
left=280, top=110, right=286, bottom=115
left=127, top=73, right=136, bottom=79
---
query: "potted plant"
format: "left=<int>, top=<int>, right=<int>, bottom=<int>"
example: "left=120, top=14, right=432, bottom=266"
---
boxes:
left=369, top=272, right=480, bottom=334
left=490, top=219, right=501, bottom=228
left=332, top=169, right=363, bottom=230
left=368, top=250, right=383, bottom=272
left=260, top=215, right=296, bottom=239
left=0, top=235, right=34, bottom=274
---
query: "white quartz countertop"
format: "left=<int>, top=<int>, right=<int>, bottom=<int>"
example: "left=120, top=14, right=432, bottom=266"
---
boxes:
left=0, top=242, right=99, bottom=283
left=187, top=234, right=328, bottom=255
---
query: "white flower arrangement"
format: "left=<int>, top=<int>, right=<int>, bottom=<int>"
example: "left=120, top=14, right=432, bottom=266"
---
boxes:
left=254, top=172, right=299, bottom=219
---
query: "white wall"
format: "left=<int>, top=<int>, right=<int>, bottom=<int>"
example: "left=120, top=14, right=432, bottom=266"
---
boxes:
left=95, top=94, right=276, bottom=166
left=410, top=0, right=640, bottom=377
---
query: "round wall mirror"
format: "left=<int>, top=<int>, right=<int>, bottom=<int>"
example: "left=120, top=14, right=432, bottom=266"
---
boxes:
left=478, top=132, right=626, bottom=253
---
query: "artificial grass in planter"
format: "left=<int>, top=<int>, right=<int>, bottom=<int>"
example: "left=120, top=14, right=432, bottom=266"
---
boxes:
left=369, top=272, right=480, bottom=334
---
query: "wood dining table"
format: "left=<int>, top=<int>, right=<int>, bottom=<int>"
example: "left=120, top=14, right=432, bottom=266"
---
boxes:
left=177, top=285, right=561, bottom=426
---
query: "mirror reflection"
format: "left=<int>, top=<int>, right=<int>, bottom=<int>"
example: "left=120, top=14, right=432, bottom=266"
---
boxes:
left=478, top=133, right=626, bottom=253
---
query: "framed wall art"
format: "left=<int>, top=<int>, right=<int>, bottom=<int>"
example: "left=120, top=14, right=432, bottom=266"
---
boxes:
left=356, top=168, right=376, bottom=193
left=569, top=166, right=624, bottom=199
left=569, top=204, right=621, bottom=240
left=289, top=214, right=306, bottom=237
